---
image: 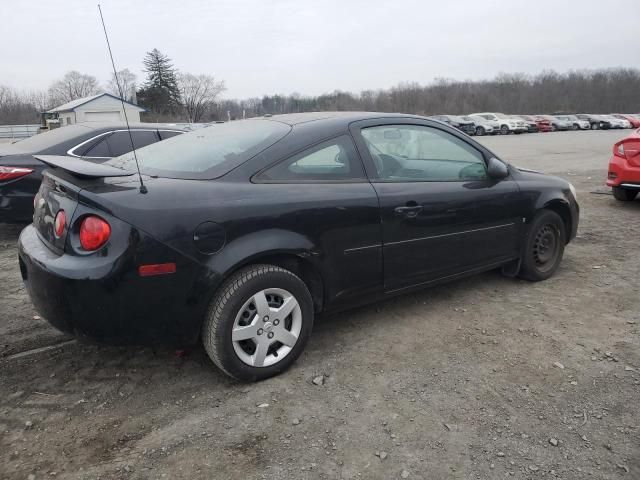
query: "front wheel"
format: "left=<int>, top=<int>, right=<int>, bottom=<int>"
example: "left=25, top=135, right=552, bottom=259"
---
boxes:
left=572, top=124, right=579, bottom=131
left=519, top=210, right=566, bottom=282
left=612, top=186, right=638, bottom=201
left=202, top=264, right=314, bottom=381
left=500, top=125, right=509, bottom=135
left=591, top=123, right=599, bottom=130
left=475, top=126, right=485, bottom=136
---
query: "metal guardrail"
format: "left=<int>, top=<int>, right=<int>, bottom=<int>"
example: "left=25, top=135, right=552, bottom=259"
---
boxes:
left=0, top=124, right=40, bottom=139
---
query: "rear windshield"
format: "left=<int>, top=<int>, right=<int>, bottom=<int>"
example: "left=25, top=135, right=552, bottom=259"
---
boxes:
left=106, top=119, right=291, bottom=179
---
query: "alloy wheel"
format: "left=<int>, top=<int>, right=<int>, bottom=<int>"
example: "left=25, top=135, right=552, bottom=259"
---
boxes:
left=231, top=288, right=302, bottom=367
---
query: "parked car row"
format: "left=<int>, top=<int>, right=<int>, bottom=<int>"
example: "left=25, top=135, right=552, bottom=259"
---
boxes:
left=430, top=112, right=640, bottom=136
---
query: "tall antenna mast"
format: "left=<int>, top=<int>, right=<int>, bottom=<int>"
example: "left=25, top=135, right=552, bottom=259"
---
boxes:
left=97, top=4, right=147, bottom=193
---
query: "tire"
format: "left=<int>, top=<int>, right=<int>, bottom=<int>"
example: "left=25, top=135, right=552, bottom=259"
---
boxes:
left=572, top=123, right=579, bottom=131
left=591, top=123, right=599, bottom=130
left=518, top=210, right=566, bottom=282
left=476, top=126, right=485, bottom=136
left=612, top=186, right=638, bottom=202
left=202, top=264, right=314, bottom=381
left=551, top=124, right=557, bottom=132
left=500, top=125, right=509, bottom=135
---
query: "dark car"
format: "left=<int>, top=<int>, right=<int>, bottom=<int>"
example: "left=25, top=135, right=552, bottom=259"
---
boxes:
left=575, top=114, right=612, bottom=130
left=0, top=123, right=188, bottom=222
left=430, top=115, right=476, bottom=136
left=18, top=112, right=579, bottom=381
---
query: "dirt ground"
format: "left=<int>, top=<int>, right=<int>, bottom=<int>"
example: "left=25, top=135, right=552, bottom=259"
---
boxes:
left=1, top=130, right=638, bottom=480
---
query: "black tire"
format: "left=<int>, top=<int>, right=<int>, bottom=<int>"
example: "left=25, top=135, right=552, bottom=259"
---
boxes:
left=476, top=126, right=485, bottom=136
left=551, top=124, right=558, bottom=132
left=612, top=186, right=638, bottom=202
left=518, top=210, right=566, bottom=282
left=500, top=125, right=509, bottom=135
left=202, top=264, right=314, bottom=382
left=572, top=123, right=579, bottom=131
left=591, top=123, right=599, bottom=130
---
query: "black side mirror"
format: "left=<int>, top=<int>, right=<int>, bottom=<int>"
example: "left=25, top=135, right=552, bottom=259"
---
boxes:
left=487, top=157, right=509, bottom=179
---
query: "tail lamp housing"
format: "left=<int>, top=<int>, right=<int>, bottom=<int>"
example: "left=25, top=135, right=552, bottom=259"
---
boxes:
left=0, top=166, right=33, bottom=182
left=53, top=210, right=66, bottom=238
left=79, top=215, right=111, bottom=251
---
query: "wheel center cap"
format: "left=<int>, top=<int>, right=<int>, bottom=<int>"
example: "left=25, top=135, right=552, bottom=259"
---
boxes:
left=264, top=322, right=273, bottom=331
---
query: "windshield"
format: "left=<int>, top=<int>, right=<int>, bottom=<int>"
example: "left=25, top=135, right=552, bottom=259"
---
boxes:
left=106, top=119, right=291, bottom=179
left=0, top=124, right=93, bottom=154
left=494, top=113, right=510, bottom=119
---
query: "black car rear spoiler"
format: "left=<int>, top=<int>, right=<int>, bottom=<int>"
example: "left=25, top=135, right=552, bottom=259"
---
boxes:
left=34, top=155, right=135, bottom=179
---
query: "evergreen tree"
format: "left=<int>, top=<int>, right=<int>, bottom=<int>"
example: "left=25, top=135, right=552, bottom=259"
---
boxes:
left=137, top=49, right=181, bottom=116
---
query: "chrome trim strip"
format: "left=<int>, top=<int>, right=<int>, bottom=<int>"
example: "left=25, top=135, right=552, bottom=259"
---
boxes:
left=344, top=244, right=382, bottom=254
left=385, top=223, right=516, bottom=246
left=66, top=129, right=184, bottom=159
left=620, top=183, right=640, bottom=189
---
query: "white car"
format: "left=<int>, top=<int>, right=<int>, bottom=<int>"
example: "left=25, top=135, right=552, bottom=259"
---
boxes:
left=554, top=115, right=590, bottom=130
left=603, top=115, right=630, bottom=129
left=469, top=113, right=527, bottom=135
left=460, top=115, right=498, bottom=136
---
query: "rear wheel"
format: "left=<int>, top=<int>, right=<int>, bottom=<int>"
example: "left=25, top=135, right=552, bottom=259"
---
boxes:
left=612, top=186, right=638, bottom=202
left=202, top=264, right=314, bottom=381
left=519, top=210, right=566, bottom=282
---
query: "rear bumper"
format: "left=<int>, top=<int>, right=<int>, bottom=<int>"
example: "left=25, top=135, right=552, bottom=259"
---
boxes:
left=0, top=191, right=35, bottom=223
left=607, top=155, right=640, bottom=187
left=18, top=224, right=209, bottom=346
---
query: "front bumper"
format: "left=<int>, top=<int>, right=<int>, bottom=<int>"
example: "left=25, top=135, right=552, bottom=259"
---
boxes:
left=17, top=224, right=207, bottom=346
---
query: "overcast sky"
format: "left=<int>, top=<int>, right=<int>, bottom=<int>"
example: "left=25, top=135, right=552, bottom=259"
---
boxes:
left=3, top=0, right=639, bottom=99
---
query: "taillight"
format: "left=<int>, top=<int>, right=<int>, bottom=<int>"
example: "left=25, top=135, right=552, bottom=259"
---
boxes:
left=0, top=166, right=33, bottom=181
left=54, top=210, right=66, bottom=238
left=79, top=216, right=111, bottom=251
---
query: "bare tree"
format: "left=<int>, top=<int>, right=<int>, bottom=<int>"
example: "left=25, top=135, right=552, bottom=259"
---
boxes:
left=0, top=85, right=41, bottom=124
left=48, top=71, right=101, bottom=105
left=177, top=73, right=226, bottom=123
left=106, top=68, right=137, bottom=103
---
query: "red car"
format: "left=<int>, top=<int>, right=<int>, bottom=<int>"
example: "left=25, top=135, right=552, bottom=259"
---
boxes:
left=522, top=115, right=552, bottom=132
left=612, top=114, right=640, bottom=129
left=607, top=128, right=640, bottom=201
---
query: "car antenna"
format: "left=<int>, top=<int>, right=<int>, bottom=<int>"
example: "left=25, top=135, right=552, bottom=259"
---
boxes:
left=97, top=4, right=147, bottom=194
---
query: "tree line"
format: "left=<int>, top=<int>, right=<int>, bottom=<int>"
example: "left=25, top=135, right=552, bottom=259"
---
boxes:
left=1, top=64, right=639, bottom=125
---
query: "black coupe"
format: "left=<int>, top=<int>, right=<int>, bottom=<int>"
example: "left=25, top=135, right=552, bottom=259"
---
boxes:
left=18, top=112, right=579, bottom=381
left=0, top=123, right=187, bottom=222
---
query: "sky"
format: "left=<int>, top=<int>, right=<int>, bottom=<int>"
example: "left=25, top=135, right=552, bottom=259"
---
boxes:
left=2, top=0, right=639, bottom=99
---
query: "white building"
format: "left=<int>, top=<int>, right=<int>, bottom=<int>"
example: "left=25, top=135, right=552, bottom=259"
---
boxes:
left=47, top=93, right=145, bottom=126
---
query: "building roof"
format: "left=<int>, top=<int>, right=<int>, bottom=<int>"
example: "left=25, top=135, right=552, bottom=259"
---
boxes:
left=47, top=93, right=145, bottom=113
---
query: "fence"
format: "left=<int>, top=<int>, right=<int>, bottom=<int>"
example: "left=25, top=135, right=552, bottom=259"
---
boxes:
left=0, top=124, right=40, bottom=139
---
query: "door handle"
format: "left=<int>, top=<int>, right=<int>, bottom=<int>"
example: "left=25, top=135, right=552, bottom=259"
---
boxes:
left=394, top=205, right=423, bottom=218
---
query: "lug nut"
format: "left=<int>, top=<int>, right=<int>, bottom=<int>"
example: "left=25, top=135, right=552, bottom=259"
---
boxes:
left=267, top=332, right=274, bottom=339
left=257, top=328, right=264, bottom=335
left=263, top=316, right=269, bottom=322
left=273, top=319, right=279, bottom=326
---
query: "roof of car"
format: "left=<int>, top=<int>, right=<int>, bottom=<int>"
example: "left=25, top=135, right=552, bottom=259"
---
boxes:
left=71, top=122, right=191, bottom=131
left=260, top=111, right=422, bottom=126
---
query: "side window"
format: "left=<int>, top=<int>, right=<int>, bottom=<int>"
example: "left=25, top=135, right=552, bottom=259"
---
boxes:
left=361, top=125, right=487, bottom=182
left=107, top=131, right=159, bottom=157
left=257, top=135, right=364, bottom=182
left=83, top=137, right=111, bottom=157
left=158, top=130, right=183, bottom=140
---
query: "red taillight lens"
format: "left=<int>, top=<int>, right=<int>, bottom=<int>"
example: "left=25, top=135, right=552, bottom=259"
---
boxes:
left=79, top=216, right=111, bottom=251
left=54, top=210, right=66, bottom=238
left=0, top=166, right=33, bottom=181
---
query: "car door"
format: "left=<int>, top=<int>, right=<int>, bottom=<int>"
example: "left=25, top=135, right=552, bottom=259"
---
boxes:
left=350, top=119, right=523, bottom=293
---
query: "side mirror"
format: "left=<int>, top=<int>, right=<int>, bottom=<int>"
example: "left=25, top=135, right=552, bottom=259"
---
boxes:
left=487, top=157, right=509, bottom=179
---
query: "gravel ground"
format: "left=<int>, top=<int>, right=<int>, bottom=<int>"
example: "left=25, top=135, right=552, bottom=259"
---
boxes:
left=1, top=130, right=639, bottom=480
